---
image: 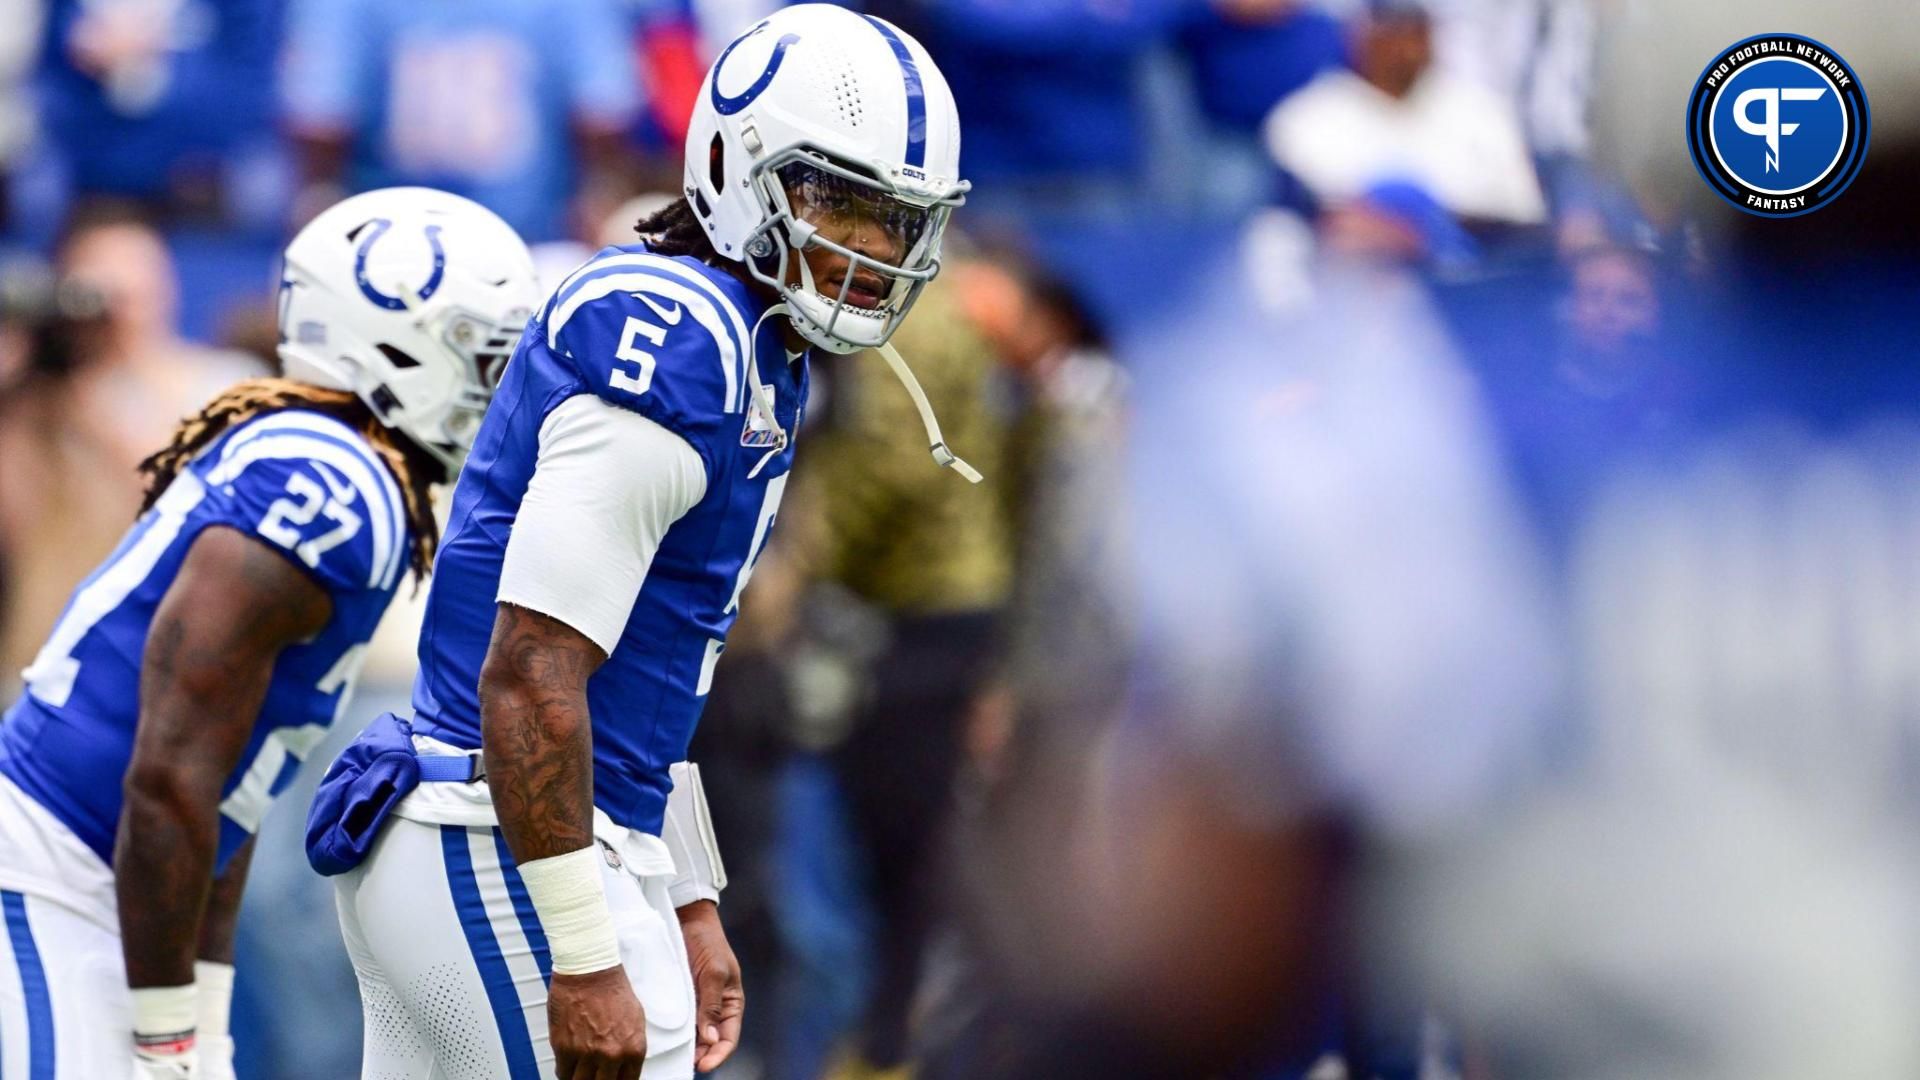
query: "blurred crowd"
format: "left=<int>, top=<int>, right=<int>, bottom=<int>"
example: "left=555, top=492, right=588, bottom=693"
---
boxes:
left=3, top=0, right=1920, bottom=1078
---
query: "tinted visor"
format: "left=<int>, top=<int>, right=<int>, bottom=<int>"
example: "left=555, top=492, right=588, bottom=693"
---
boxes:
left=777, top=162, right=932, bottom=261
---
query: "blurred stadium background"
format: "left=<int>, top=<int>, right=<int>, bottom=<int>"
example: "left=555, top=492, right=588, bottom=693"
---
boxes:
left=2, top=0, right=1919, bottom=1076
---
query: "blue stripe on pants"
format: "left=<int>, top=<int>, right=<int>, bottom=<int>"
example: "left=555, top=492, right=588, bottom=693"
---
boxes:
left=440, top=826, right=541, bottom=1078
left=493, top=830, right=553, bottom=984
left=2, top=891, right=53, bottom=1080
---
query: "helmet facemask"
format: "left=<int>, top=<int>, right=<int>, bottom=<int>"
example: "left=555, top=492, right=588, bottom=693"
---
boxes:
left=740, top=150, right=965, bottom=354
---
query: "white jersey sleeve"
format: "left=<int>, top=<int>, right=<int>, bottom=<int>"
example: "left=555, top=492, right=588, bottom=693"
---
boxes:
left=497, top=394, right=708, bottom=655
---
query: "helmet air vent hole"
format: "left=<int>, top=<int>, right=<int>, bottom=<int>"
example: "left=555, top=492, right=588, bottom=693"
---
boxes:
left=833, top=68, right=864, bottom=127
left=709, top=133, right=726, bottom=195
left=377, top=343, right=423, bottom=369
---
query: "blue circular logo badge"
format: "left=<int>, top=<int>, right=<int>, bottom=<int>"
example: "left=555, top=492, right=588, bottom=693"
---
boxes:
left=1686, top=33, right=1869, bottom=218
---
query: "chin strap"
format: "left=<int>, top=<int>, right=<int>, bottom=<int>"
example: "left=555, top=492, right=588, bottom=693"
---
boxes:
left=754, top=301, right=983, bottom=485
left=744, top=303, right=792, bottom=480
left=876, top=340, right=984, bottom=484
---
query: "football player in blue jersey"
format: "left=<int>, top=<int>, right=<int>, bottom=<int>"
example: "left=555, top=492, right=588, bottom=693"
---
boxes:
left=0, top=187, right=539, bottom=1079
left=305, top=5, right=974, bottom=1078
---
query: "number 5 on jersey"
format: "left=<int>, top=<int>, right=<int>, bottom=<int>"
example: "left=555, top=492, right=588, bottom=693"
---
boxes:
left=611, top=314, right=668, bottom=395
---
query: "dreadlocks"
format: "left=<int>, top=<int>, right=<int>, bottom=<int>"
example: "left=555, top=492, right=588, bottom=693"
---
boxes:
left=634, top=198, right=723, bottom=263
left=137, top=377, right=447, bottom=583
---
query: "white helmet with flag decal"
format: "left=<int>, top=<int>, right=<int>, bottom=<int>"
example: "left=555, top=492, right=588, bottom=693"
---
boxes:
left=684, top=3, right=968, bottom=354
left=278, top=187, right=539, bottom=470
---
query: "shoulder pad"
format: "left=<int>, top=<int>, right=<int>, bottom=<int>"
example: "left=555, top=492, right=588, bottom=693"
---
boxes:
left=198, top=411, right=409, bottom=594
left=543, top=250, right=759, bottom=431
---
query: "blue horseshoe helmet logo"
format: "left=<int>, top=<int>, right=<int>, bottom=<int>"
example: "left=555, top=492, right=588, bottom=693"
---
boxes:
left=353, top=219, right=446, bottom=311
left=710, top=22, right=802, bottom=116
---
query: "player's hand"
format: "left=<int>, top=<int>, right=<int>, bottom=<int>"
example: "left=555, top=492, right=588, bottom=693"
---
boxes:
left=549, top=965, right=648, bottom=1080
left=677, top=900, right=745, bottom=1072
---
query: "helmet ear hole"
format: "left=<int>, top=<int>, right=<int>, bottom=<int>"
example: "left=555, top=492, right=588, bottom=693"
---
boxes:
left=708, top=133, right=726, bottom=195
left=368, top=383, right=404, bottom=423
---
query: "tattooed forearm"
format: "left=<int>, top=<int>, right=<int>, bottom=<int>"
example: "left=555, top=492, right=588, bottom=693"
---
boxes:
left=481, top=603, right=608, bottom=862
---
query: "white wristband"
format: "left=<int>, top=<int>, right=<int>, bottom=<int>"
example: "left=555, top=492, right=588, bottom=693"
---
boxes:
left=517, top=845, right=622, bottom=975
left=131, top=982, right=197, bottom=1058
left=195, top=961, right=235, bottom=1039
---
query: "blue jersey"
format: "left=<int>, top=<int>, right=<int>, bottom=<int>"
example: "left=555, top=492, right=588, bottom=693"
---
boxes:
left=280, top=0, right=640, bottom=242
left=0, top=410, right=410, bottom=870
left=41, top=0, right=282, bottom=198
left=407, top=246, right=807, bottom=835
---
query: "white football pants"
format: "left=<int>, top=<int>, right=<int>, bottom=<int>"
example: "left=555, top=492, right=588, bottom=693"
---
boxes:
left=0, top=774, right=131, bottom=1080
left=335, top=814, right=696, bottom=1080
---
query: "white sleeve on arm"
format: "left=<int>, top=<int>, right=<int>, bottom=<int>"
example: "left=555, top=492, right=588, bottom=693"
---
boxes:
left=497, top=395, right=708, bottom=654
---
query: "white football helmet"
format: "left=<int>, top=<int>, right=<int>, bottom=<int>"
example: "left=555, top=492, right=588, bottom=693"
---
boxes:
left=278, top=187, right=539, bottom=470
left=685, top=3, right=968, bottom=354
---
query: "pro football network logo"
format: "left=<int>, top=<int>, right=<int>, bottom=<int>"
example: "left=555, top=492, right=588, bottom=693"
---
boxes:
left=1686, top=34, right=1869, bottom=218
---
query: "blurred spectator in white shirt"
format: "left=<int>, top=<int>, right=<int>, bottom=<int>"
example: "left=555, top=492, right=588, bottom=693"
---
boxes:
left=1315, top=0, right=1595, bottom=160
left=1265, top=0, right=1548, bottom=225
